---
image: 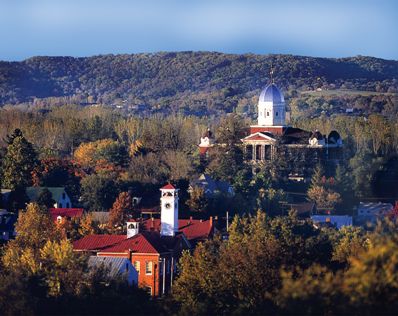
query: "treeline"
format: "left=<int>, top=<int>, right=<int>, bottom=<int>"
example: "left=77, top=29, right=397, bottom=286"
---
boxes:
left=1, top=104, right=398, bottom=216
left=1, top=53, right=397, bottom=116
left=169, top=212, right=398, bottom=315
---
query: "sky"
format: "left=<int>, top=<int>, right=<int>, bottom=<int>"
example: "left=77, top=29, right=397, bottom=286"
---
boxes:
left=1, top=0, right=397, bottom=61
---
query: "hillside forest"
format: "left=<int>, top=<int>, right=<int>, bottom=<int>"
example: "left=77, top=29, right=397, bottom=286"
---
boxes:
left=1, top=52, right=398, bottom=315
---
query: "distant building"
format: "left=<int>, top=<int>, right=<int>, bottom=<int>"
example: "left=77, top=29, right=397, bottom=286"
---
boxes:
left=26, top=187, right=72, bottom=208
left=198, top=128, right=215, bottom=159
left=241, top=82, right=343, bottom=166
left=49, top=208, right=84, bottom=223
left=0, top=210, right=17, bottom=241
left=311, top=215, right=353, bottom=229
left=289, top=202, right=316, bottom=217
left=190, top=174, right=234, bottom=197
left=356, top=202, right=394, bottom=225
left=87, top=256, right=138, bottom=286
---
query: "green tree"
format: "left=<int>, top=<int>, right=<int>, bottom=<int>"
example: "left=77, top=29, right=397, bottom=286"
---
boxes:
left=80, top=174, right=118, bottom=211
left=37, top=188, right=56, bottom=208
left=1, top=129, right=38, bottom=190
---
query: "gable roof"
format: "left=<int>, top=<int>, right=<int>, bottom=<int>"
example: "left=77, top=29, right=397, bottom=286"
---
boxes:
left=161, top=183, right=175, bottom=190
left=73, top=231, right=189, bottom=254
left=191, top=174, right=233, bottom=196
left=241, top=132, right=276, bottom=142
left=142, top=218, right=213, bottom=242
left=26, top=187, right=68, bottom=202
left=49, top=208, right=84, bottom=221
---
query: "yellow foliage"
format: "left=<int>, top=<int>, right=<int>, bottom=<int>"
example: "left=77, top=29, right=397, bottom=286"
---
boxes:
left=74, top=138, right=116, bottom=168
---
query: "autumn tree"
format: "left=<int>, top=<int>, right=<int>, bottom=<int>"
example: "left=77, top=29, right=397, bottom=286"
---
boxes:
left=109, top=192, right=133, bottom=229
left=307, top=164, right=341, bottom=212
left=186, top=186, right=209, bottom=214
left=74, top=139, right=129, bottom=170
left=1, top=129, right=38, bottom=190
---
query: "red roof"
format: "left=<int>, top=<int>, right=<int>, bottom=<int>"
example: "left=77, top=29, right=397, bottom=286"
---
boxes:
left=73, top=231, right=187, bottom=254
left=142, top=218, right=213, bottom=242
left=160, top=183, right=175, bottom=190
left=49, top=208, right=84, bottom=221
left=73, top=235, right=125, bottom=251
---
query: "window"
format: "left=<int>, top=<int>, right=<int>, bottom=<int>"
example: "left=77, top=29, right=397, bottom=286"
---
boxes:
left=59, top=203, right=63, bottom=208
left=144, top=286, right=152, bottom=296
left=145, top=261, right=153, bottom=275
left=134, top=261, right=140, bottom=274
left=125, top=263, right=129, bottom=272
left=62, top=193, right=66, bottom=200
left=276, top=112, right=278, bottom=116
left=66, top=202, right=70, bottom=208
left=266, top=112, right=269, bottom=116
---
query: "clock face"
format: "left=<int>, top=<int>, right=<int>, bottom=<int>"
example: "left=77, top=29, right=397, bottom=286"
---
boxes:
left=165, top=203, right=171, bottom=209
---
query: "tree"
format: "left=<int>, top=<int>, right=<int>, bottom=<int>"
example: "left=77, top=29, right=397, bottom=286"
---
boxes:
left=307, top=164, right=341, bottom=211
left=37, top=188, right=56, bottom=208
left=74, top=139, right=129, bottom=170
left=1, top=129, right=38, bottom=190
left=109, top=192, right=133, bottom=229
left=80, top=174, right=118, bottom=211
left=186, top=186, right=209, bottom=214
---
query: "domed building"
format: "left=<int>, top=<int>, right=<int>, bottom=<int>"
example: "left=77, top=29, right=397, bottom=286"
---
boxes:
left=241, top=81, right=343, bottom=174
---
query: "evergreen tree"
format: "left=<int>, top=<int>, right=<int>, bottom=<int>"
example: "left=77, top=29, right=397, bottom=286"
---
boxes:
left=2, top=129, right=38, bottom=190
left=37, top=188, right=56, bottom=209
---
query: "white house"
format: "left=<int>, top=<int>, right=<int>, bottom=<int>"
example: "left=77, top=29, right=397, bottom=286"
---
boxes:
left=26, top=187, right=72, bottom=208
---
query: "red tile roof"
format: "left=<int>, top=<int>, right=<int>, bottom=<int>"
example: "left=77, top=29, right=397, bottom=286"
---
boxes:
left=73, top=231, right=187, bottom=254
left=142, top=218, right=213, bottom=242
left=49, top=208, right=84, bottom=221
left=161, top=183, right=175, bottom=190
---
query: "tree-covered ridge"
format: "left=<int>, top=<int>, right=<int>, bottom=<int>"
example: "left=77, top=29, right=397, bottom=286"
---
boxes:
left=0, top=53, right=397, bottom=115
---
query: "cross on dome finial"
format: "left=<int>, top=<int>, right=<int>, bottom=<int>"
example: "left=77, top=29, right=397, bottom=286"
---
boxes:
left=269, top=63, right=275, bottom=84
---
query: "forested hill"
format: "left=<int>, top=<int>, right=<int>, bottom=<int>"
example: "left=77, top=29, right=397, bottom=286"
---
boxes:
left=0, top=52, right=397, bottom=116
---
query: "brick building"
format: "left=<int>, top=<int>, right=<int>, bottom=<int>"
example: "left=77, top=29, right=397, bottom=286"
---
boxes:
left=73, top=184, right=214, bottom=296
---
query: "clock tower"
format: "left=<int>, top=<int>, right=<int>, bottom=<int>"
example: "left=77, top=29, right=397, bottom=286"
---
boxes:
left=160, top=183, right=179, bottom=236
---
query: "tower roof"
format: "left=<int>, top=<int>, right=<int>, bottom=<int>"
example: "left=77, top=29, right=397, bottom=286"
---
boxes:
left=259, top=83, right=285, bottom=103
left=161, top=183, right=176, bottom=190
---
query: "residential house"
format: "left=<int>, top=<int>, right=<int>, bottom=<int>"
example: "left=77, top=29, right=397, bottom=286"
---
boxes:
left=87, top=256, right=138, bottom=286
left=190, top=174, right=234, bottom=197
left=26, top=187, right=72, bottom=208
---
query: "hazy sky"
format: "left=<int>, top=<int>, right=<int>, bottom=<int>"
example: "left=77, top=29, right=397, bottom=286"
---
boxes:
left=1, top=0, right=397, bottom=61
